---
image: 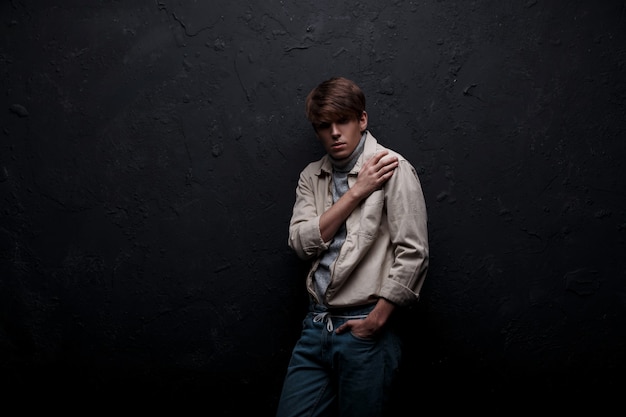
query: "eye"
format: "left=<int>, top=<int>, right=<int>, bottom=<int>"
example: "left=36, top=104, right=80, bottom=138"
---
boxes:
left=316, top=122, right=331, bottom=130
left=337, top=117, right=349, bottom=124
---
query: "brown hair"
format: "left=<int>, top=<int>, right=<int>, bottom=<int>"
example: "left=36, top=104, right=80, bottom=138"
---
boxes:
left=305, top=77, right=366, bottom=127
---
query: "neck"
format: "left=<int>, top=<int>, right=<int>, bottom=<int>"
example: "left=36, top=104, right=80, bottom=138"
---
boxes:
left=329, top=133, right=366, bottom=171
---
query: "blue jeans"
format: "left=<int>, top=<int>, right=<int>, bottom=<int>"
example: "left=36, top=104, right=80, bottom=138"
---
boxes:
left=276, top=303, right=403, bottom=417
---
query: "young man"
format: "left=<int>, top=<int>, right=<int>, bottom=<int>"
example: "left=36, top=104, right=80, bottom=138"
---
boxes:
left=276, top=77, right=429, bottom=417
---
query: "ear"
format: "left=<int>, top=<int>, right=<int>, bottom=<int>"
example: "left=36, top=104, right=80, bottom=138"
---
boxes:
left=359, top=111, right=368, bottom=132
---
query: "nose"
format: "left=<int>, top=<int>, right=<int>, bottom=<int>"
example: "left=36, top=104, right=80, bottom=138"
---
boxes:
left=330, top=122, right=341, bottom=137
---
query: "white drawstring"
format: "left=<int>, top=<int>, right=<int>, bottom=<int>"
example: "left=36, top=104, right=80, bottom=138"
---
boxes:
left=313, top=312, right=368, bottom=332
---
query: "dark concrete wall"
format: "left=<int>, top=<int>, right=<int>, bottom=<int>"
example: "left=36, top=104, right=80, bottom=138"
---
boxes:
left=1, top=0, right=625, bottom=414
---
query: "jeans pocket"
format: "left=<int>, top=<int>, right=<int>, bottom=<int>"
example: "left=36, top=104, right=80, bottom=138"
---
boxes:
left=348, top=331, right=377, bottom=343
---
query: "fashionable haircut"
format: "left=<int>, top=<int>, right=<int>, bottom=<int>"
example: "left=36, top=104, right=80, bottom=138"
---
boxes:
left=305, top=77, right=366, bottom=127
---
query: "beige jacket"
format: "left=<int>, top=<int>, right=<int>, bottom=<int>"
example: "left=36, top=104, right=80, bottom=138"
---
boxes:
left=288, top=131, right=429, bottom=308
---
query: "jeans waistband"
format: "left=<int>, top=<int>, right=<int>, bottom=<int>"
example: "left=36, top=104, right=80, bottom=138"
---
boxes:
left=310, top=303, right=375, bottom=332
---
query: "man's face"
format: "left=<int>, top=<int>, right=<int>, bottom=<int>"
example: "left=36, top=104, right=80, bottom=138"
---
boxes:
left=315, top=111, right=368, bottom=160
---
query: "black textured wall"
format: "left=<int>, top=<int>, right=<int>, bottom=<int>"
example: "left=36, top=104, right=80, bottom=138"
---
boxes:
left=1, top=0, right=625, bottom=414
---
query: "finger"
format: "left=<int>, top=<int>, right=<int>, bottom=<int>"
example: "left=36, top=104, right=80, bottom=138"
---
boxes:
left=379, top=160, right=398, bottom=175
left=336, top=322, right=351, bottom=334
left=379, top=155, right=398, bottom=168
left=371, top=150, right=389, bottom=165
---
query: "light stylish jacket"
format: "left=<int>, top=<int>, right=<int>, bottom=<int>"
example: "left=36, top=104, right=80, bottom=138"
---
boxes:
left=288, top=131, right=429, bottom=308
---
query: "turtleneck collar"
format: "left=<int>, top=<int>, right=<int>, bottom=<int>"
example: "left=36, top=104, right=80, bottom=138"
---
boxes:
left=328, top=132, right=367, bottom=173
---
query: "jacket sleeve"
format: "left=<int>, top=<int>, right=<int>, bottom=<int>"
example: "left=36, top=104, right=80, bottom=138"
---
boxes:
left=288, top=166, right=330, bottom=260
left=379, top=158, right=430, bottom=304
